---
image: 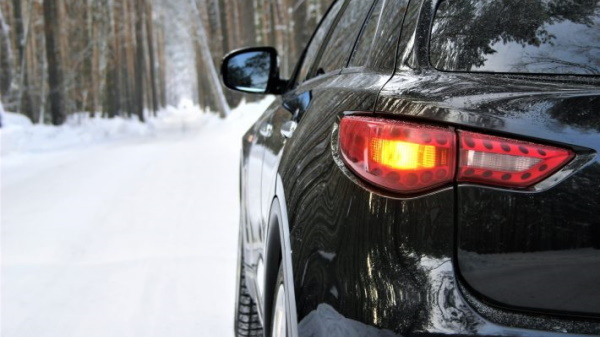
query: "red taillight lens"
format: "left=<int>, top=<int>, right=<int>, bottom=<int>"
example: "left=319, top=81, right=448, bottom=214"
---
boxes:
left=339, top=116, right=456, bottom=193
left=339, top=116, right=575, bottom=193
left=457, top=131, right=574, bottom=188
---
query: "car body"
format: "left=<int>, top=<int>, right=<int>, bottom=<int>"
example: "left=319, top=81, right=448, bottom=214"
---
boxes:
left=222, top=0, right=600, bottom=336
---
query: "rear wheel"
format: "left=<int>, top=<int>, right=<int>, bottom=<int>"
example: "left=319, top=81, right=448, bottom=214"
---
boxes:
left=235, top=255, right=263, bottom=337
left=270, top=265, right=287, bottom=337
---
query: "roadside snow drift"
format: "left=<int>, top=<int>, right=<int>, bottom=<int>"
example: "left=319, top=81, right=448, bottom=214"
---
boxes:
left=1, top=98, right=273, bottom=337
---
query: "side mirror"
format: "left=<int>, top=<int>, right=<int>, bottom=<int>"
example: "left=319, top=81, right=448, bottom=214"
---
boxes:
left=221, top=47, right=282, bottom=94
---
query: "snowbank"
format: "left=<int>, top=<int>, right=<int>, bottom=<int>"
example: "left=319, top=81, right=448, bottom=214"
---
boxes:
left=2, top=96, right=275, bottom=337
left=0, top=97, right=274, bottom=157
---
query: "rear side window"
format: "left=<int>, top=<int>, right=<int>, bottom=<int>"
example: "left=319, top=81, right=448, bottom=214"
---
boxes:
left=430, top=0, right=600, bottom=75
left=348, top=0, right=384, bottom=67
left=369, top=0, right=410, bottom=72
left=297, top=1, right=344, bottom=83
left=316, top=0, right=376, bottom=74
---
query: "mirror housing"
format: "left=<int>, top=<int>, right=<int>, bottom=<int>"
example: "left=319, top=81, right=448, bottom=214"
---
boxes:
left=221, top=47, right=285, bottom=95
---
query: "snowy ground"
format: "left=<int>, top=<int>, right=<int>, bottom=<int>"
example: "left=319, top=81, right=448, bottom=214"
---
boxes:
left=1, top=98, right=272, bottom=337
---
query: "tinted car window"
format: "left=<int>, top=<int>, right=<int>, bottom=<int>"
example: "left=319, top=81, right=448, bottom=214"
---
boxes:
left=396, top=0, right=421, bottom=69
left=316, top=0, right=375, bottom=74
left=297, top=1, right=344, bottom=83
left=348, top=0, right=384, bottom=67
left=369, top=0, right=410, bottom=72
left=430, top=0, right=600, bottom=75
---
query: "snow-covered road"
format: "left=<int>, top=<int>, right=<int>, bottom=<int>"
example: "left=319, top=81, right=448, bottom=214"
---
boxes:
left=1, top=101, right=269, bottom=337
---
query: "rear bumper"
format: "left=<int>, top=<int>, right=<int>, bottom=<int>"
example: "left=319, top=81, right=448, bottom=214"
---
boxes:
left=295, top=257, right=600, bottom=336
left=288, top=182, right=600, bottom=337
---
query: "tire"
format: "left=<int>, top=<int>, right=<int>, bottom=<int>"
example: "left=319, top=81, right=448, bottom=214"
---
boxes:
left=270, top=265, right=287, bottom=337
left=235, top=255, right=264, bottom=337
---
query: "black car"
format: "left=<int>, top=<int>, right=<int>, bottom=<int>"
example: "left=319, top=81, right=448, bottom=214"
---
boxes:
left=221, top=0, right=600, bottom=336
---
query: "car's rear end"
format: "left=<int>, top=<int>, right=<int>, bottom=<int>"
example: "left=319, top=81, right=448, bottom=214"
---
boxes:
left=454, top=87, right=600, bottom=321
left=370, top=0, right=600, bottom=334
left=273, top=0, right=600, bottom=335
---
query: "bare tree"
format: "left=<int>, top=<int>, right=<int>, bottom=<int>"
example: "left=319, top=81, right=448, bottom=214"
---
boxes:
left=43, top=0, right=66, bottom=125
left=0, top=0, right=334, bottom=124
left=0, top=5, right=12, bottom=99
left=190, top=0, right=230, bottom=118
left=134, top=0, right=146, bottom=122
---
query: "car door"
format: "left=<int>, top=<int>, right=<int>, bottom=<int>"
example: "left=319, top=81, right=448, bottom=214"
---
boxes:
left=259, top=0, right=346, bottom=227
left=242, top=104, right=278, bottom=266
left=273, top=0, right=411, bottom=324
left=264, top=0, right=381, bottom=226
left=251, top=0, right=346, bottom=307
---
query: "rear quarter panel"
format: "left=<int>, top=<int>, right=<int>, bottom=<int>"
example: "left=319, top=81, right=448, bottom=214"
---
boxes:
left=377, top=71, right=600, bottom=332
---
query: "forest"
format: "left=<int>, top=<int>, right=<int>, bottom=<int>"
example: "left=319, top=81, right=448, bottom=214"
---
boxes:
left=0, top=0, right=333, bottom=125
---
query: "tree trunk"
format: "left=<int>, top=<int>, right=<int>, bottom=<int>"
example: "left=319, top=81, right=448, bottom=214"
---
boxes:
left=12, top=0, right=23, bottom=63
left=293, top=0, right=308, bottom=56
left=238, top=0, right=255, bottom=46
left=84, top=0, right=95, bottom=116
left=90, top=1, right=99, bottom=117
left=39, top=53, right=47, bottom=124
left=134, top=0, right=145, bottom=122
left=190, top=0, right=230, bottom=118
left=57, top=0, right=69, bottom=115
left=104, top=0, right=120, bottom=118
left=156, top=16, right=167, bottom=108
left=0, top=6, right=13, bottom=98
left=145, top=0, right=158, bottom=116
left=15, top=0, right=33, bottom=120
left=43, top=0, right=65, bottom=125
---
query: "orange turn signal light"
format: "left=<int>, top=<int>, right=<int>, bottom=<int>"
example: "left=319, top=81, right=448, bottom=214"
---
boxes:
left=371, top=139, right=441, bottom=170
left=339, top=116, right=456, bottom=193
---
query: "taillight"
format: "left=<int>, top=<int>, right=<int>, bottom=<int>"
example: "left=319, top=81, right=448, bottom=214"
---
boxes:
left=338, top=116, right=574, bottom=194
left=457, top=131, right=574, bottom=188
left=339, top=116, right=456, bottom=193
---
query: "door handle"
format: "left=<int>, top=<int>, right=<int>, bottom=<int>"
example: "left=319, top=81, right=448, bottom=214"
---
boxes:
left=281, top=120, right=297, bottom=139
left=259, top=123, right=273, bottom=137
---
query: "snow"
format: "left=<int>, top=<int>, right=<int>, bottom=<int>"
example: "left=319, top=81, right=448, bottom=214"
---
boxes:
left=1, top=104, right=208, bottom=157
left=1, top=97, right=274, bottom=337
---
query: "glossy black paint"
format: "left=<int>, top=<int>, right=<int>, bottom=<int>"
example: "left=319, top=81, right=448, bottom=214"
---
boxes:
left=228, top=0, right=600, bottom=336
left=377, top=0, right=600, bottom=322
left=375, top=71, right=600, bottom=334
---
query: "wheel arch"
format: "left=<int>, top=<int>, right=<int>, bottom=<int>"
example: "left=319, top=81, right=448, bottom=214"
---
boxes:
left=263, top=174, right=299, bottom=337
